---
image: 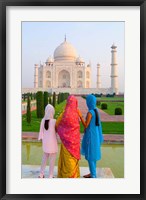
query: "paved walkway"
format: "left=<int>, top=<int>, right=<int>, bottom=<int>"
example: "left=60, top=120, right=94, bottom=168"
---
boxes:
left=22, top=165, right=114, bottom=178
left=22, top=132, right=124, bottom=143
left=97, top=100, right=124, bottom=102
left=76, top=96, right=124, bottom=122
left=22, top=106, right=36, bottom=115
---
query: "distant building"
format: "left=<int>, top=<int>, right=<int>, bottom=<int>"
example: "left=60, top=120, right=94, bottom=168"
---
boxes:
left=23, top=38, right=119, bottom=95
left=34, top=37, right=91, bottom=90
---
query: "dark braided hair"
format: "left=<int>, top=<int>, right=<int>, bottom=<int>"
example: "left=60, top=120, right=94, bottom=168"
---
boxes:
left=44, top=119, right=50, bottom=130
left=94, top=109, right=99, bottom=126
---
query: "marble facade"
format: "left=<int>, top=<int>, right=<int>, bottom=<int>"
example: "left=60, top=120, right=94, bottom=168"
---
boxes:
left=25, top=38, right=119, bottom=95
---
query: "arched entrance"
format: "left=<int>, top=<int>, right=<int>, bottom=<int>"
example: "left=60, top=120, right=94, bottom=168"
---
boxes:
left=58, top=70, right=70, bottom=88
left=77, top=81, right=83, bottom=88
left=86, top=81, right=89, bottom=88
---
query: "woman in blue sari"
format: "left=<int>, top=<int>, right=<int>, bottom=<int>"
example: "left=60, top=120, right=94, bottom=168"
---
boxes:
left=78, top=94, right=104, bottom=178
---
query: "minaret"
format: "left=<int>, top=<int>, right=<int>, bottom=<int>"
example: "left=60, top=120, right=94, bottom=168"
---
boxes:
left=110, top=44, right=118, bottom=94
left=64, top=34, right=66, bottom=42
left=97, top=63, right=101, bottom=88
left=34, top=64, right=38, bottom=88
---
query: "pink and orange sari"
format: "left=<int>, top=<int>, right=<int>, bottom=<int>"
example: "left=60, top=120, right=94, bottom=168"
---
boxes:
left=57, top=95, right=80, bottom=178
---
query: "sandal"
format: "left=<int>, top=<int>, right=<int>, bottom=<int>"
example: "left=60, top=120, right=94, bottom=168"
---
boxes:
left=38, top=175, right=45, bottom=178
left=83, top=173, right=91, bottom=178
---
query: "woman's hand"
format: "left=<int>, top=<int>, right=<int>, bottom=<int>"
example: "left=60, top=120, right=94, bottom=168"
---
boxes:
left=77, top=109, right=82, bottom=118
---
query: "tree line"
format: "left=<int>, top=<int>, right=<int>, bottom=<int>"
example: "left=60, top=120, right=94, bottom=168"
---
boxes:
left=25, top=91, right=69, bottom=124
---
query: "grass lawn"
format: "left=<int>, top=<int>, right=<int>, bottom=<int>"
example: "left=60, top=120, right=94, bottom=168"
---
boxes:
left=80, top=122, right=124, bottom=134
left=101, top=122, right=124, bottom=134
left=22, top=99, right=124, bottom=134
left=98, top=102, right=124, bottom=115
left=23, top=112, right=124, bottom=134
left=97, top=97, right=124, bottom=101
left=54, top=100, right=66, bottom=118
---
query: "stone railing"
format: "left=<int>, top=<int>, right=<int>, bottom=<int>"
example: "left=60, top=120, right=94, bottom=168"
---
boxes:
left=22, top=88, right=49, bottom=94
left=22, top=87, right=113, bottom=95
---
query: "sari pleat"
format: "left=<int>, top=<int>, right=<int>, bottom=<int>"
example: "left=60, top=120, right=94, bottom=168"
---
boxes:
left=58, top=143, right=80, bottom=178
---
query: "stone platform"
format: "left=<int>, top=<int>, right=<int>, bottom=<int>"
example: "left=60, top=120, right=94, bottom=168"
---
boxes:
left=22, top=132, right=124, bottom=144
left=22, top=165, right=114, bottom=178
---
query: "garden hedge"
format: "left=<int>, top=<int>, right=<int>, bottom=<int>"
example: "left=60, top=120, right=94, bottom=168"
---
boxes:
left=36, top=91, right=44, bottom=118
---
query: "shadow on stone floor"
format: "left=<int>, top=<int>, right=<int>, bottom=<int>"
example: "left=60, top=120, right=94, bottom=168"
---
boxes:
left=22, top=165, right=114, bottom=178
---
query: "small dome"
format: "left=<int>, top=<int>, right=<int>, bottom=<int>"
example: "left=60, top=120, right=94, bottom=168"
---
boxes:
left=54, top=40, right=77, bottom=61
left=46, top=56, right=54, bottom=63
left=111, top=43, right=117, bottom=49
left=76, top=56, right=84, bottom=63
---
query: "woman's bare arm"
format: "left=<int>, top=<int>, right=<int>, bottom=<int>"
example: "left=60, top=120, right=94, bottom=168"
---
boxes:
left=78, top=109, right=92, bottom=129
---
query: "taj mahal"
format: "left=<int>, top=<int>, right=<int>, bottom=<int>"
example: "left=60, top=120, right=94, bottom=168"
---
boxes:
left=22, top=37, right=119, bottom=95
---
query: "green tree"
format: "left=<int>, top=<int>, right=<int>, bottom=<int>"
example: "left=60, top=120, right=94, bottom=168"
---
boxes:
left=44, top=91, right=49, bottom=109
left=26, top=96, right=31, bottom=124
left=36, top=91, right=44, bottom=118
left=101, top=103, right=108, bottom=110
left=23, top=94, right=26, bottom=101
left=60, top=93, right=64, bottom=103
left=49, top=96, right=52, bottom=105
left=27, top=92, right=30, bottom=98
left=33, top=93, right=36, bottom=100
left=57, top=93, right=60, bottom=104
left=115, top=108, right=122, bottom=115
left=30, top=93, right=33, bottom=100
left=53, top=92, right=56, bottom=107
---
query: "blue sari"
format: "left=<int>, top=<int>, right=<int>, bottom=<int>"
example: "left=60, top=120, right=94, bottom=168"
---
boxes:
left=81, top=95, right=104, bottom=177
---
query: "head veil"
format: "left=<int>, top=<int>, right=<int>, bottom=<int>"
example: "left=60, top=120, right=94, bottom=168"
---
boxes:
left=38, top=104, right=55, bottom=140
left=86, top=94, right=103, bottom=144
left=86, top=94, right=96, bottom=110
left=57, top=95, right=80, bottom=160
left=86, top=94, right=99, bottom=125
left=44, top=104, right=55, bottom=120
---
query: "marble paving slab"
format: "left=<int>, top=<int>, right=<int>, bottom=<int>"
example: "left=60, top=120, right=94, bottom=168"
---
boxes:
left=22, top=165, right=114, bottom=178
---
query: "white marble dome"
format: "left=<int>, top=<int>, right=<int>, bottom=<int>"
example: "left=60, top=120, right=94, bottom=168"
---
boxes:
left=54, top=40, right=77, bottom=61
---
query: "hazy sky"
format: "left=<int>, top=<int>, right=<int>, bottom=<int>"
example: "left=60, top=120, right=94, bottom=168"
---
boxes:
left=22, top=21, right=124, bottom=92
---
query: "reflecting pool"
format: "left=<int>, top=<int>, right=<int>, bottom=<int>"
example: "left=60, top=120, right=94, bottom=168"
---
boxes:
left=22, top=142, right=124, bottom=178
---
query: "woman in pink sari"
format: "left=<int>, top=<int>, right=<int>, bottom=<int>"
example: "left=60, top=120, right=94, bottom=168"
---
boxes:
left=57, top=95, right=81, bottom=178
